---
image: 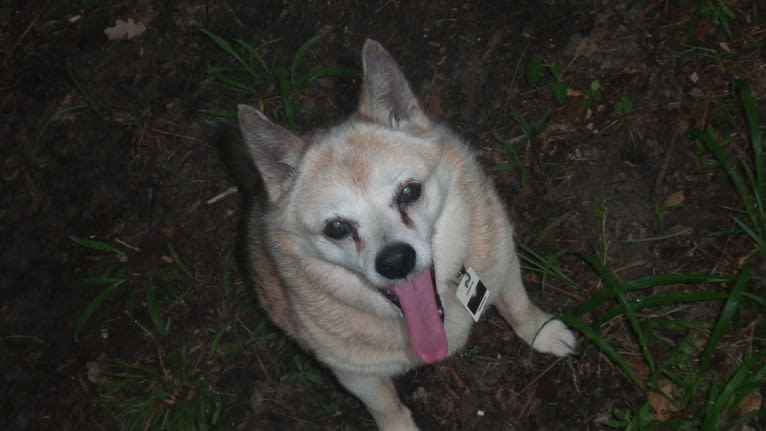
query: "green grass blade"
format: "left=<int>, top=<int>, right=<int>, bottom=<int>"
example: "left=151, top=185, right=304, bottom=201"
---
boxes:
left=696, top=126, right=759, bottom=233
left=739, top=159, right=766, bottom=251
left=290, top=34, right=322, bottom=85
left=204, top=30, right=267, bottom=87
left=74, top=281, right=121, bottom=342
left=547, top=60, right=564, bottom=80
left=69, top=235, right=126, bottom=257
left=235, top=39, right=268, bottom=71
left=274, top=65, right=296, bottom=130
left=561, top=315, right=644, bottom=389
left=568, top=288, right=617, bottom=318
left=202, top=30, right=243, bottom=63
left=733, top=216, right=766, bottom=253
left=740, top=159, right=765, bottom=224
left=593, top=291, right=728, bottom=327
left=650, top=318, right=711, bottom=331
left=581, top=253, right=655, bottom=373
left=199, top=107, right=236, bottom=118
left=222, top=251, right=232, bottom=296
left=65, top=60, right=100, bottom=113
left=530, top=212, right=572, bottom=247
left=569, top=272, right=728, bottom=318
left=733, top=81, right=762, bottom=193
left=209, top=322, right=232, bottom=359
left=624, top=273, right=730, bottom=290
left=269, top=45, right=283, bottom=80
left=535, top=108, right=551, bottom=133
left=511, top=110, right=531, bottom=136
left=207, top=66, right=263, bottom=93
left=167, top=243, right=194, bottom=280
left=34, top=104, right=88, bottom=155
left=690, top=265, right=751, bottom=405
left=145, top=281, right=169, bottom=336
left=700, top=351, right=765, bottom=430
left=72, top=269, right=128, bottom=289
left=742, top=291, right=766, bottom=307
left=519, top=245, right=573, bottom=291
left=526, top=56, right=543, bottom=87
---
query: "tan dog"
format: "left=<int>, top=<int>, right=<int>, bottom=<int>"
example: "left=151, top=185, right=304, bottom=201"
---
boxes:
left=237, top=39, right=575, bottom=430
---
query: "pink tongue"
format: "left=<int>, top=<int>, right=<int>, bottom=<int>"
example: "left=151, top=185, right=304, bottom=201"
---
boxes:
left=392, top=270, right=448, bottom=364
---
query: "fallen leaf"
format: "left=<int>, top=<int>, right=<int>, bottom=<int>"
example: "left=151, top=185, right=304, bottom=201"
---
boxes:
left=664, top=191, right=685, bottom=207
left=104, top=18, right=146, bottom=40
left=567, top=88, right=586, bottom=98
left=648, top=378, right=678, bottom=422
left=628, top=358, right=651, bottom=380
left=690, top=71, right=699, bottom=83
left=86, top=355, right=111, bottom=386
left=563, top=33, right=598, bottom=58
left=739, top=391, right=762, bottom=415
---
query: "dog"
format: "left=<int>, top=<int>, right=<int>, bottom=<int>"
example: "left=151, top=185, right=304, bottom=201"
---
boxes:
left=236, top=39, right=576, bottom=430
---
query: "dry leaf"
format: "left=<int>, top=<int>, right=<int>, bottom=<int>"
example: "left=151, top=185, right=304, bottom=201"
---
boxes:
left=628, top=358, right=651, bottom=380
left=567, top=88, right=586, bottom=98
left=739, top=391, right=762, bottom=415
left=690, top=71, right=700, bottom=83
left=104, top=18, right=146, bottom=40
left=86, top=355, right=111, bottom=386
left=664, top=191, right=685, bottom=207
left=563, top=33, right=598, bottom=58
left=648, top=378, right=678, bottom=422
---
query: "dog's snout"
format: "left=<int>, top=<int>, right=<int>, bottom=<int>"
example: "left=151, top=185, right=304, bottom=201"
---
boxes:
left=375, top=243, right=416, bottom=279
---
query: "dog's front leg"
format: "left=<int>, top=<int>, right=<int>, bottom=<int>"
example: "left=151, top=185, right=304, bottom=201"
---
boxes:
left=494, top=251, right=576, bottom=357
left=334, top=370, right=418, bottom=431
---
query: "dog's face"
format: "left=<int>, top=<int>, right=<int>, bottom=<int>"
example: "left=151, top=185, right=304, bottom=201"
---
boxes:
left=291, top=125, right=447, bottom=288
left=238, top=39, right=452, bottom=363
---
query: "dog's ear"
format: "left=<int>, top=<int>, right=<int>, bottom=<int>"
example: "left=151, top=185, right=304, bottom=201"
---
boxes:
left=358, top=39, right=431, bottom=131
left=237, top=104, right=307, bottom=202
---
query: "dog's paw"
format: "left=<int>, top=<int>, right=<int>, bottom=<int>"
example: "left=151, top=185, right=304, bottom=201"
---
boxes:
left=531, top=319, right=576, bottom=357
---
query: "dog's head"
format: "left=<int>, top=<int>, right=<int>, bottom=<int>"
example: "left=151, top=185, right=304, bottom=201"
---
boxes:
left=238, top=40, right=451, bottom=363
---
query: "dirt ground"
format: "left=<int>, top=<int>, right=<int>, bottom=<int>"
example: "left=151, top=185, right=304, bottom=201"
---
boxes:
left=2, top=1, right=764, bottom=430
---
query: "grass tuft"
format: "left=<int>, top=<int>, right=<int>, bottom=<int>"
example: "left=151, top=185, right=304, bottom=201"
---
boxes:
left=202, top=31, right=361, bottom=129
left=104, top=342, right=226, bottom=431
left=693, top=81, right=766, bottom=262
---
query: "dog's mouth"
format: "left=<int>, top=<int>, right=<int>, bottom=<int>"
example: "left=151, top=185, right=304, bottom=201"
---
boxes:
left=381, top=268, right=448, bottom=364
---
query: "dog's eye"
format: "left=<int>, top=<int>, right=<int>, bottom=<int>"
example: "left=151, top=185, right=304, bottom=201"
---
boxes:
left=397, top=181, right=422, bottom=206
left=323, top=219, right=353, bottom=240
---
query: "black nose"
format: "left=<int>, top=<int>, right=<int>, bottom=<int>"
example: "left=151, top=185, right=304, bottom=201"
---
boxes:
left=375, top=243, right=416, bottom=279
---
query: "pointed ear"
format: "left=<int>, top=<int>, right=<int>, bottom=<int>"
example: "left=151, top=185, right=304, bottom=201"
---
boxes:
left=237, top=104, right=307, bottom=202
left=357, top=39, right=431, bottom=131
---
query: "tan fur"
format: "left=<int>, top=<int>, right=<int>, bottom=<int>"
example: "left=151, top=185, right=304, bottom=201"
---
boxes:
left=237, top=39, right=576, bottom=430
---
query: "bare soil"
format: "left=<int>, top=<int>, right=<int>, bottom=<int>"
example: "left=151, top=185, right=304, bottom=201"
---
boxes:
left=2, top=1, right=764, bottom=430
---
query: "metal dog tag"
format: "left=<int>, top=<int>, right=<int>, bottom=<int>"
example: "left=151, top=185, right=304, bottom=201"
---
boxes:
left=456, top=267, right=489, bottom=322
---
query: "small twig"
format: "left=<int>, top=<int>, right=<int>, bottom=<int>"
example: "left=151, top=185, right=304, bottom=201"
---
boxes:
left=653, top=121, right=684, bottom=193
left=517, top=357, right=564, bottom=397
left=207, top=186, right=238, bottom=205
left=3, top=1, right=50, bottom=67
left=114, top=238, right=141, bottom=252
